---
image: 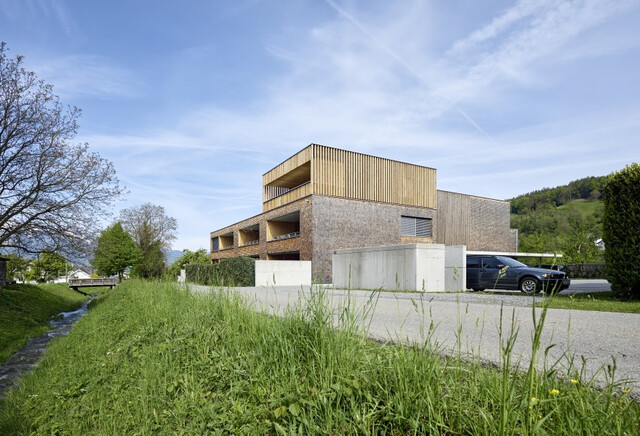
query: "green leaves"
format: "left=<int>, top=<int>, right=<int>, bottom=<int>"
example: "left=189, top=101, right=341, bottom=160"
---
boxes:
left=603, top=162, right=640, bottom=298
left=91, top=222, right=140, bottom=279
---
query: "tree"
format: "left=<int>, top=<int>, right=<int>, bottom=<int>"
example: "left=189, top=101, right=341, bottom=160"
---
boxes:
left=168, top=248, right=210, bottom=278
left=37, top=250, right=70, bottom=282
left=602, top=163, right=640, bottom=299
left=5, top=253, right=30, bottom=282
left=0, top=42, right=124, bottom=258
left=119, top=203, right=177, bottom=278
left=91, top=222, right=140, bottom=281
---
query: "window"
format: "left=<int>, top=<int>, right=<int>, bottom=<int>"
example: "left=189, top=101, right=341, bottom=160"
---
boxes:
left=466, top=257, right=480, bottom=268
left=401, top=215, right=432, bottom=237
left=212, top=237, right=219, bottom=252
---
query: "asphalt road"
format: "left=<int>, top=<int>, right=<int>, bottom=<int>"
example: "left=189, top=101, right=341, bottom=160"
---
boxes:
left=189, top=281, right=638, bottom=397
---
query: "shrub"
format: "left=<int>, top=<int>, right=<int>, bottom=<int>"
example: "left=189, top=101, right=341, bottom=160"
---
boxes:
left=602, top=163, right=640, bottom=298
left=185, top=257, right=255, bottom=287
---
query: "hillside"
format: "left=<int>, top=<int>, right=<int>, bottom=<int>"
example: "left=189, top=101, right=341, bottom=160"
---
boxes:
left=509, top=175, right=607, bottom=214
left=510, top=176, right=606, bottom=264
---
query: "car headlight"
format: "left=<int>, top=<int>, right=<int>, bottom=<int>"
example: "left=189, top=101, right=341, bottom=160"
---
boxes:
left=541, top=273, right=549, bottom=279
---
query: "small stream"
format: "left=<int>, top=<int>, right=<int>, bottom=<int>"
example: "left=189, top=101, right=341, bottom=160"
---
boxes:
left=0, top=296, right=95, bottom=399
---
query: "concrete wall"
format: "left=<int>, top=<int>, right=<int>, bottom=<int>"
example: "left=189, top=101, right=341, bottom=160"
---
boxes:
left=312, top=196, right=436, bottom=283
left=333, top=244, right=445, bottom=291
left=255, top=260, right=312, bottom=287
left=445, top=245, right=466, bottom=291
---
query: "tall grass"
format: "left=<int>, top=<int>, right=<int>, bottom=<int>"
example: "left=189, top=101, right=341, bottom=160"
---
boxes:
left=0, top=280, right=638, bottom=434
left=0, top=283, right=88, bottom=364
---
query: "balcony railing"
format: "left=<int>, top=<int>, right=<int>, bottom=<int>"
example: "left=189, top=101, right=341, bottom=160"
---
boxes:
left=269, top=231, right=300, bottom=241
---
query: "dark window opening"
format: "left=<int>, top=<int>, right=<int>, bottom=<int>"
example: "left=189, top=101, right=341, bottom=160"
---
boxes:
left=401, top=215, right=432, bottom=237
left=267, top=251, right=300, bottom=260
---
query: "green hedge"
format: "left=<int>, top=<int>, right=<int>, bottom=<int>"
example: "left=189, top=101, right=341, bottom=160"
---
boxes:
left=185, top=257, right=255, bottom=287
left=603, top=163, right=640, bottom=299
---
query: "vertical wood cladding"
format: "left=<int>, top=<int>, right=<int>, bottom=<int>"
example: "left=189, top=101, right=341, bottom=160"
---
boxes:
left=311, top=196, right=435, bottom=283
left=311, top=144, right=436, bottom=209
left=262, top=144, right=437, bottom=212
left=436, top=190, right=517, bottom=252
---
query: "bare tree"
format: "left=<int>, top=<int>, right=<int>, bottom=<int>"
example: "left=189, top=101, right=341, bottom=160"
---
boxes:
left=0, top=42, right=124, bottom=257
left=119, top=203, right=177, bottom=278
left=119, top=203, right=177, bottom=251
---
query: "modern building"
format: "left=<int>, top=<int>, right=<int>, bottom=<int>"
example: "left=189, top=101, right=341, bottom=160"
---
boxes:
left=210, top=144, right=517, bottom=283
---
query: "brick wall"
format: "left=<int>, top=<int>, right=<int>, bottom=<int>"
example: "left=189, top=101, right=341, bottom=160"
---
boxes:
left=210, top=197, right=312, bottom=263
left=311, top=196, right=436, bottom=283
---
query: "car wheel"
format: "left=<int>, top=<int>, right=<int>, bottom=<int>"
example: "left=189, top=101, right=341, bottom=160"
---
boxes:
left=519, top=277, right=539, bottom=294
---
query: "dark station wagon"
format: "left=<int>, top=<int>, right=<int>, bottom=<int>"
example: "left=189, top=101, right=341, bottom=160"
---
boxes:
left=466, top=255, right=570, bottom=294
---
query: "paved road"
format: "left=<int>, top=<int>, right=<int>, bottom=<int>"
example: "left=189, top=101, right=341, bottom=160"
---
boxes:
left=189, top=282, right=638, bottom=397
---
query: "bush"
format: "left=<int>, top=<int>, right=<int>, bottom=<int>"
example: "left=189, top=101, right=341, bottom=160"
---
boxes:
left=602, top=163, right=640, bottom=298
left=185, top=257, right=255, bottom=287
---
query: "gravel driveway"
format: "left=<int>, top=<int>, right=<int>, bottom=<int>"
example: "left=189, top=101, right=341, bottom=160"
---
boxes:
left=188, top=283, right=639, bottom=397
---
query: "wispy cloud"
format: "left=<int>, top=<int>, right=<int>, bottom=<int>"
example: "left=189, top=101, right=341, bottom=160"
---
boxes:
left=33, top=55, right=141, bottom=100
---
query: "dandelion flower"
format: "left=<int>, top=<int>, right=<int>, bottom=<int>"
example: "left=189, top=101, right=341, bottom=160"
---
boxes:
left=570, top=379, right=579, bottom=385
left=549, top=389, right=560, bottom=396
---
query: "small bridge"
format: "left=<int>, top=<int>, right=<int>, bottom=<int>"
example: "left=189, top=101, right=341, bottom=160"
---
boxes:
left=68, top=278, right=117, bottom=294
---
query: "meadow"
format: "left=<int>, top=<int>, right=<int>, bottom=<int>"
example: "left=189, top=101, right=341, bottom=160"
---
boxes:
left=0, top=283, right=88, bottom=364
left=0, top=280, right=638, bottom=434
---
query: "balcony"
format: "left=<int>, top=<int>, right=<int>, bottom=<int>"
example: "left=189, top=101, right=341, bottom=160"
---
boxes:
left=267, top=211, right=300, bottom=242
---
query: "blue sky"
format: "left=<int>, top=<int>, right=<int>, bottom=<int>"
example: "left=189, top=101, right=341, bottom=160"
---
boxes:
left=2, top=0, right=639, bottom=251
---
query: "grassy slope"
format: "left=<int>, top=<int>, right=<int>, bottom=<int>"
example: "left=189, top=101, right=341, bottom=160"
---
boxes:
left=1, top=280, right=638, bottom=435
left=0, top=283, right=87, bottom=364
left=557, top=199, right=603, bottom=216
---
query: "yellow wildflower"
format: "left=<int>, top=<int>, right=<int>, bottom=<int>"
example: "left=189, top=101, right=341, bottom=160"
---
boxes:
left=570, top=379, right=579, bottom=385
left=622, top=389, right=631, bottom=395
left=549, top=389, right=560, bottom=396
left=530, top=397, right=539, bottom=405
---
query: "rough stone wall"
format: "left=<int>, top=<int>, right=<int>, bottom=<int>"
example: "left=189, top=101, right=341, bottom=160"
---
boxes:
left=210, top=197, right=312, bottom=263
left=311, top=196, right=436, bottom=283
left=436, top=190, right=517, bottom=252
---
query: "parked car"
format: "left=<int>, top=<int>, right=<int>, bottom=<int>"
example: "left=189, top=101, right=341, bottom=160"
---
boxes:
left=466, top=255, right=570, bottom=293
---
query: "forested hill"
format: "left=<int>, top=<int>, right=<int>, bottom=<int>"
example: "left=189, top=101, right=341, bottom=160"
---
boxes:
left=509, top=175, right=608, bottom=264
left=509, top=175, right=607, bottom=214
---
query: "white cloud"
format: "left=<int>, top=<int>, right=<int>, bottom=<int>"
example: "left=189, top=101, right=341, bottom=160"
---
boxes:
left=33, top=55, right=141, bottom=100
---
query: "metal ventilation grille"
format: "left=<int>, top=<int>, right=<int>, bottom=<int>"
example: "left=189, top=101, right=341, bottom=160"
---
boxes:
left=401, top=216, right=432, bottom=237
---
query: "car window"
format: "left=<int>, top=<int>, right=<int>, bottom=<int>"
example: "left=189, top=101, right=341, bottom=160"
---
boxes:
left=481, top=257, right=502, bottom=269
left=467, top=257, right=480, bottom=268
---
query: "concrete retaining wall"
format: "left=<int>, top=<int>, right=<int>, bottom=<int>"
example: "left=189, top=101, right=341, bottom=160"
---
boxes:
left=445, top=245, right=466, bottom=291
left=332, top=244, right=445, bottom=291
left=255, top=260, right=312, bottom=287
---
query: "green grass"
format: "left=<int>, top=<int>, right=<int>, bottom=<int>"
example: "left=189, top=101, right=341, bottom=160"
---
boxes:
left=541, top=292, right=640, bottom=314
left=557, top=199, right=603, bottom=216
left=0, top=283, right=88, bottom=364
left=1, top=280, right=638, bottom=434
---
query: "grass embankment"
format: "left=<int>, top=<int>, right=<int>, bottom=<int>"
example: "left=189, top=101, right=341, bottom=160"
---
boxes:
left=0, top=283, right=88, bottom=364
left=542, top=292, right=640, bottom=314
left=1, top=280, right=639, bottom=434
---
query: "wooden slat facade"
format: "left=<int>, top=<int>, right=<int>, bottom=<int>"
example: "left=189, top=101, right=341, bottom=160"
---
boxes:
left=436, top=190, right=470, bottom=246
left=262, top=144, right=437, bottom=212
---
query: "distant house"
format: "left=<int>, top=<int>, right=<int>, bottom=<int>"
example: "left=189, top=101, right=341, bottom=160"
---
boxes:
left=0, top=257, right=7, bottom=289
left=52, top=267, right=92, bottom=283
